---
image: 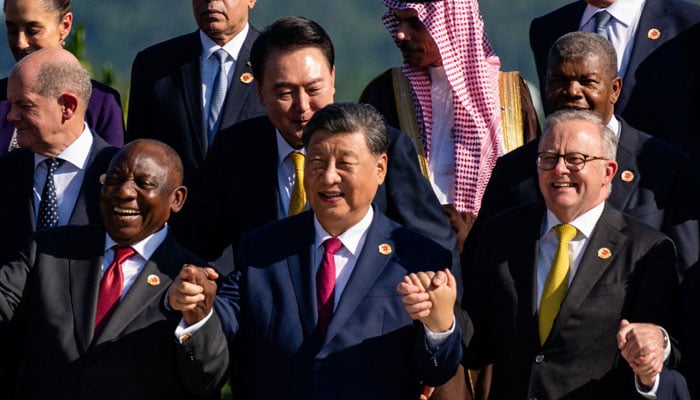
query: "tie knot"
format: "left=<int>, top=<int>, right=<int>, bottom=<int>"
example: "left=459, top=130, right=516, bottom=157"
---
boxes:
left=113, top=246, right=136, bottom=264
left=290, top=151, right=305, bottom=170
left=213, top=48, right=228, bottom=64
left=594, top=10, right=612, bottom=35
left=323, top=237, right=343, bottom=255
left=554, top=224, right=577, bottom=243
left=45, top=157, right=64, bottom=172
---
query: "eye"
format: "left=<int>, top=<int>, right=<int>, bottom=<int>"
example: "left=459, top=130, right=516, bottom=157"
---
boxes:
left=564, top=154, right=586, bottom=165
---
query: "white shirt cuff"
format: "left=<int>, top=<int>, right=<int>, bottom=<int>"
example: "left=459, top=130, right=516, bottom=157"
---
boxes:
left=423, top=316, right=456, bottom=351
left=633, top=325, right=670, bottom=398
left=174, top=309, right=214, bottom=344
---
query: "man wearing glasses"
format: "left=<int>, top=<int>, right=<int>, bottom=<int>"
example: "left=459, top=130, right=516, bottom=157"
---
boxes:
left=473, top=32, right=698, bottom=282
left=443, top=108, right=687, bottom=399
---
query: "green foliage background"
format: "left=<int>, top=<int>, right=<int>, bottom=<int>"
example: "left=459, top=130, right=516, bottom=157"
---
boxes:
left=1, top=0, right=699, bottom=103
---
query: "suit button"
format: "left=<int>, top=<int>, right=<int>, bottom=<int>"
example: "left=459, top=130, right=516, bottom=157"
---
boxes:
left=534, top=354, right=544, bottom=364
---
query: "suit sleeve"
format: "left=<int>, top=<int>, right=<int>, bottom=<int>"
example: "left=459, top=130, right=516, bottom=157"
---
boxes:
left=655, top=368, right=691, bottom=400
left=412, top=320, right=463, bottom=387
left=0, top=238, right=35, bottom=323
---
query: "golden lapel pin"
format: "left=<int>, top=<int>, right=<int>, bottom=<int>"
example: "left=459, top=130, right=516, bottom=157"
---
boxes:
left=240, top=72, right=254, bottom=84
left=620, top=170, right=635, bottom=183
left=597, top=247, right=612, bottom=259
left=648, top=28, right=661, bottom=40
left=378, top=243, right=392, bottom=255
left=146, top=274, right=160, bottom=286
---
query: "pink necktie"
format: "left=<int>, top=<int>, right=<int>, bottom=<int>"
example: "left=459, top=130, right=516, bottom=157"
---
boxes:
left=95, top=246, right=135, bottom=336
left=317, top=237, right=342, bottom=339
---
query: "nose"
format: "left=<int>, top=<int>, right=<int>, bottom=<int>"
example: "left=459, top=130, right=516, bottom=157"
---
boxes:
left=320, top=162, right=341, bottom=185
left=396, top=29, right=409, bottom=42
left=564, top=80, right=582, bottom=97
left=7, top=104, right=20, bottom=124
left=293, top=91, right=311, bottom=114
left=553, top=155, right=571, bottom=174
left=15, top=32, right=30, bottom=53
left=113, top=180, right=138, bottom=200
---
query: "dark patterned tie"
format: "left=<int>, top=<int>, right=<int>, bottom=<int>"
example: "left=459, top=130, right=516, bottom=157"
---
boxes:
left=208, top=49, right=229, bottom=145
left=37, top=157, right=64, bottom=230
left=317, top=237, right=342, bottom=339
left=95, top=246, right=136, bottom=337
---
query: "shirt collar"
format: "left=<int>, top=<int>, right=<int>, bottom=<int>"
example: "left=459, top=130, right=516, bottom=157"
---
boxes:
left=34, top=123, right=93, bottom=169
left=104, top=224, right=170, bottom=261
left=607, top=115, right=621, bottom=139
left=199, top=23, right=249, bottom=63
left=313, top=207, right=374, bottom=257
left=276, top=129, right=305, bottom=163
left=542, top=201, right=606, bottom=240
left=581, top=0, right=645, bottom=29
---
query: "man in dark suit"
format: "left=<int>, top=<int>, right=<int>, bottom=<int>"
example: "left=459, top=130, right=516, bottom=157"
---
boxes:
left=530, top=0, right=700, bottom=162
left=127, top=0, right=266, bottom=185
left=177, top=16, right=458, bottom=274
left=0, top=47, right=118, bottom=265
left=169, top=102, right=462, bottom=400
left=0, top=139, right=227, bottom=399
left=416, top=109, right=682, bottom=399
left=476, top=32, right=698, bottom=280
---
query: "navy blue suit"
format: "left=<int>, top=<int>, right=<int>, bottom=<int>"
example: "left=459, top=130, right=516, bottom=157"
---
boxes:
left=126, top=28, right=267, bottom=185
left=191, top=210, right=461, bottom=399
left=175, top=115, right=459, bottom=274
left=471, top=118, right=698, bottom=280
left=530, top=0, right=700, bottom=161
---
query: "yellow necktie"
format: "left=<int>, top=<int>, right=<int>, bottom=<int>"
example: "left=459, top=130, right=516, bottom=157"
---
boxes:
left=288, top=152, right=306, bottom=216
left=539, top=223, right=577, bottom=345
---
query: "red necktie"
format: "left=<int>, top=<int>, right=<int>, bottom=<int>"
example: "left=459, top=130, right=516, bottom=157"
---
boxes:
left=317, top=237, right=342, bottom=339
left=95, top=246, right=135, bottom=336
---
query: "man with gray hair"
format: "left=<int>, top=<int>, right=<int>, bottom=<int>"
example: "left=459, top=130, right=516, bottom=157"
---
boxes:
left=421, top=109, right=685, bottom=398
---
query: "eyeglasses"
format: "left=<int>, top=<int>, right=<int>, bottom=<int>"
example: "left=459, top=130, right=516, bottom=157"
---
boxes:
left=536, top=151, right=608, bottom=171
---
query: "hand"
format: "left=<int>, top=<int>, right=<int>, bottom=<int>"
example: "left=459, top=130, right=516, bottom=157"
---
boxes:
left=168, top=264, right=219, bottom=326
left=420, top=384, right=435, bottom=400
left=397, top=269, right=457, bottom=333
left=617, top=319, right=666, bottom=387
left=442, top=204, right=476, bottom=253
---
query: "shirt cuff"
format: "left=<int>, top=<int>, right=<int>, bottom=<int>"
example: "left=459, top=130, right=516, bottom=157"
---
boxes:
left=174, top=309, right=214, bottom=344
left=635, top=373, right=660, bottom=399
left=423, top=316, right=456, bottom=351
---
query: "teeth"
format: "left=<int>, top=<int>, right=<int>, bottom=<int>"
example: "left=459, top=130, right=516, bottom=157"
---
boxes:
left=321, top=193, right=341, bottom=198
left=113, top=207, right=140, bottom=215
left=553, top=182, right=575, bottom=188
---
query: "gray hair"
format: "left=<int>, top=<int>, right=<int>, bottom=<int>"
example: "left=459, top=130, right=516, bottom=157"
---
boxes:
left=542, top=109, right=618, bottom=159
left=302, top=102, right=389, bottom=155
left=15, top=53, right=92, bottom=105
left=547, top=31, right=618, bottom=80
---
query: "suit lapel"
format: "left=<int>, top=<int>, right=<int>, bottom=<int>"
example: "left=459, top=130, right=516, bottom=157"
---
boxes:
left=607, top=119, right=641, bottom=210
left=179, top=32, right=207, bottom=158
left=68, top=232, right=105, bottom=352
left=68, top=134, right=112, bottom=225
left=546, top=205, right=628, bottom=344
left=287, top=224, right=316, bottom=339
left=19, top=151, right=37, bottom=231
left=219, top=28, right=258, bottom=131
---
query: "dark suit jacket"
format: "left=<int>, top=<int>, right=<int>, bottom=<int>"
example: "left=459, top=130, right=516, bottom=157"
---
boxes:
left=0, top=78, right=124, bottom=157
left=175, top=115, right=459, bottom=273
left=192, top=210, right=461, bottom=399
left=0, top=133, right=117, bottom=265
left=0, top=226, right=225, bottom=400
left=126, top=28, right=267, bottom=186
left=680, top=264, right=700, bottom=398
left=473, top=117, right=698, bottom=279
left=530, top=0, right=700, bottom=161
left=460, top=202, right=679, bottom=399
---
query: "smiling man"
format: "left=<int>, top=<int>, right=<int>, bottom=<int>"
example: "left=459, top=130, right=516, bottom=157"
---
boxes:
left=169, top=102, right=462, bottom=400
left=0, top=139, right=227, bottom=400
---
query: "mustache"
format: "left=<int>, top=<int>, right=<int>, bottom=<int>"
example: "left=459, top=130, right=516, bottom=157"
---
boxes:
left=396, top=41, right=423, bottom=53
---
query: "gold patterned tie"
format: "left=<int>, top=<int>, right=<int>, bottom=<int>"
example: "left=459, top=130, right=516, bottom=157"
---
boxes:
left=539, top=223, right=577, bottom=345
left=288, top=152, right=306, bottom=216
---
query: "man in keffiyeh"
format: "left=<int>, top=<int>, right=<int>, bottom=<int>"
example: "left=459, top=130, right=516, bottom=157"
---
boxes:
left=361, top=0, right=538, bottom=253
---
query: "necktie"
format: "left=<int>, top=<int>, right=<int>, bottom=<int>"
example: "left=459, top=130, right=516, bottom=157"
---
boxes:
left=594, top=11, right=612, bottom=39
left=37, top=157, right=65, bottom=230
left=317, top=237, right=342, bottom=339
left=208, top=49, right=229, bottom=146
left=95, top=246, right=135, bottom=336
left=288, top=152, right=306, bottom=216
left=539, top=223, right=577, bottom=345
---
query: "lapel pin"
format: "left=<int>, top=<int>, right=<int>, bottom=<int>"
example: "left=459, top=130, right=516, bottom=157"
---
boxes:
left=648, top=28, right=661, bottom=40
left=99, top=173, right=106, bottom=185
left=597, top=247, right=612, bottom=259
left=378, top=243, right=392, bottom=255
left=146, top=274, right=160, bottom=286
left=246, top=60, right=252, bottom=67
left=620, top=170, right=635, bottom=183
left=240, top=72, right=254, bottom=84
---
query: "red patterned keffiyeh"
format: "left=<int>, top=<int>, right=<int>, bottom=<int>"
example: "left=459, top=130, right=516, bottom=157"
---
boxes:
left=382, top=0, right=503, bottom=214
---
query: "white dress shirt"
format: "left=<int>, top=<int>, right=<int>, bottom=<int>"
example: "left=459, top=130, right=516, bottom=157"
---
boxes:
left=102, top=225, right=169, bottom=299
left=427, top=66, right=456, bottom=205
left=199, top=23, right=249, bottom=129
left=276, top=130, right=306, bottom=217
left=580, top=0, right=646, bottom=79
left=33, top=124, right=93, bottom=226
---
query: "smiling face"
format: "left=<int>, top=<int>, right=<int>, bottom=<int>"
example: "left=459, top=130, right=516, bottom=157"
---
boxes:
left=4, top=0, right=72, bottom=61
left=192, top=0, right=255, bottom=46
left=256, top=46, right=335, bottom=149
left=538, top=119, right=618, bottom=222
left=392, top=8, right=442, bottom=69
left=100, top=141, right=187, bottom=245
left=304, top=129, right=387, bottom=236
left=546, top=55, right=621, bottom=123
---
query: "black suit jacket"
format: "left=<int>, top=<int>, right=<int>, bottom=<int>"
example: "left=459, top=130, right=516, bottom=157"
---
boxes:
left=461, top=203, right=679, bottom=399
left=0, top=226, right=225, bottom=400
left=473, top=117, right=698, bottom=279
left=175, top=115, right=459, bottom=273
left=0, top=134, right=117, bottom=265
left=680, top=264, right=700, bottom=398
left=126, top=28, right=267, bottom=185
left=530, top=0, right=700, bottom=161
left=189, top=210, right=461, bottom=399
